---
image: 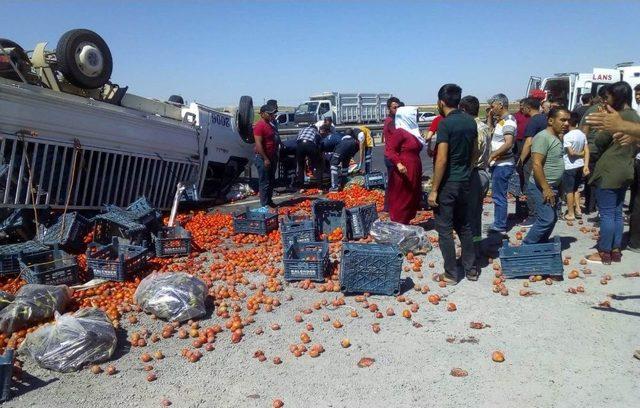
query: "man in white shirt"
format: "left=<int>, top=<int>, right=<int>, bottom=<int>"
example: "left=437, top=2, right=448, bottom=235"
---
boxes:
left=486, top=93, right=516, bottom=233
left=562, top=112, right=590, bottom=220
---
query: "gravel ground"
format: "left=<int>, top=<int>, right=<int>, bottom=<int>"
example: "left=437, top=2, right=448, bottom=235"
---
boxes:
left=5, top=200, right=640, bottom=408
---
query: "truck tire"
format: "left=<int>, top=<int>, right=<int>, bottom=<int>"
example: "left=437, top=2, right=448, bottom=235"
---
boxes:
left=237, top=95, right=254, bottom=143
left=56, top=29, right=113, bottom=89
left=0, top=38, right=31, bottom=81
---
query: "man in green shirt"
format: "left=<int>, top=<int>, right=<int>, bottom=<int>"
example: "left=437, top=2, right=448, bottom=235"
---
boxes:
left=523, top=107, right=569, bottom=244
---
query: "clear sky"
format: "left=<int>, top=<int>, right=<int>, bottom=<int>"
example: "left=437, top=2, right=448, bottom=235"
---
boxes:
left=4, top=0, right=640, bottom=108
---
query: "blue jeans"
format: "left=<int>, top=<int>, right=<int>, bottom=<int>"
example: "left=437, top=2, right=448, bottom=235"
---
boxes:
left=596, top=187, right=626, bottom=251
left=523, top=182, right=559, bottom=244
left=490, top=165, right=514, bottom=231
left=255, top=154, right=276, bottom=206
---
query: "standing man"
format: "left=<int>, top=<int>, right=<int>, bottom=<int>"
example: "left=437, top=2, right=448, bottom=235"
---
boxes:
left=330, top=127, right=359, bottom=191
left=294, top=124, right=321, bottom=188
left=580, top=85, right=610, bottom=214
left=514, top=99, right=532, bottom=205
left=487, top=93, right=517, bottom=233
left=635, top=84, right=640, bottom=114
left=523, top=107, right=569, bottom=244
left=254, top=104, right=279, bottom=208
left=517, top=97, right=547, bottom=227
left=574, top=94, right=593, bottom=122
left=562, top=112, right=590, bottom=220
left=541, top=100, right=552, bottom=115
left=383, top=97, right=401, bottom=210
left=459, top=95, right=491, bottom=270
left=356, top=125, right=374, bottom=174
left=428, top=84, right=477, bottom=283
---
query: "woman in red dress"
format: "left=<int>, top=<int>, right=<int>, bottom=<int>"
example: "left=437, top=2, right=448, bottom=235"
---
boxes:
left=384, top=106, right=424, bottom=224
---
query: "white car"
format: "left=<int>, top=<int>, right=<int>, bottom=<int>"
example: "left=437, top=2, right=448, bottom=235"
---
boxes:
left=418, top=111, right=436, bottom=125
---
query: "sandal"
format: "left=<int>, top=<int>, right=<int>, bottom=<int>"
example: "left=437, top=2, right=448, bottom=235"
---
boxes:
left=586, top=251, right=611, bottom=265
left=575, top=212, right=583, bottom=220
left=611, top=250, right=622, bottom=263
left=564, top=212, right=576, bottom=221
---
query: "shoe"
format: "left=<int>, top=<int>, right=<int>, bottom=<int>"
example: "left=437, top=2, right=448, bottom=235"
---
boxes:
left=518, top=217, right=535, bottom=228
left=611, top=250, right=622, bottom=263
left=438, top=273, right=459, bottom=286
left=329, top=187, right=340, bottom=192
left=466, top=266, right=479, bottom=282
left=586, top=251, right=611, bottom=265
left=488, top=226, right=507, bottom=234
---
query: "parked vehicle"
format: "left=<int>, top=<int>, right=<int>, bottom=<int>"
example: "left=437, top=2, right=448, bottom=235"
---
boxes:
left=0, top=29, right=255, bottom=211
left=418, top=111, right=436, bottom=125
left=275, top=112, right=296, bottom=129
left=294, top=92, right=392, bottom=126
left=525, top=63, right=640, bottom=110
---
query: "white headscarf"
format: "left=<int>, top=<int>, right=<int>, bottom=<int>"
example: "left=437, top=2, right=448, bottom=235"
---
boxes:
left=395, top=106, right=426, bottom=146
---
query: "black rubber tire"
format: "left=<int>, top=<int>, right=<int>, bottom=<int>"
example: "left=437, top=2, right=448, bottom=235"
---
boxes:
left=237, top=95, right=254, bottom=143
left=0, top=38, right=31, bottom=81
left=56, top=29, right=113, bottom=89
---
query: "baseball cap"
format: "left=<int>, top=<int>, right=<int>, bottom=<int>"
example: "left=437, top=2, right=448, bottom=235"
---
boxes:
left=260, top=104, right=277, bottom=114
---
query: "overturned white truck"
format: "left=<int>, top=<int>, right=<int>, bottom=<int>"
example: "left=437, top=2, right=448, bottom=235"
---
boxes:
left=0, top=29, right=255, bottom=211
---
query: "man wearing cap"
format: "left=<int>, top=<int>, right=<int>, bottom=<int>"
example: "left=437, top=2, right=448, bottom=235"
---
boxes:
left=254, top=104, right=279, bottom=208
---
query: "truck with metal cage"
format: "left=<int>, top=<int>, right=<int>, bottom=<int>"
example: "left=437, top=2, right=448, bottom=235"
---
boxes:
left=0, top=29, right=256, bottom=211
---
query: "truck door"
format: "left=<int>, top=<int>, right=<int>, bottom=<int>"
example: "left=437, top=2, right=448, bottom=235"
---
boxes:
left=318, top=102, right=330, bottom=120
left=526, top=76, right=542, bottom=96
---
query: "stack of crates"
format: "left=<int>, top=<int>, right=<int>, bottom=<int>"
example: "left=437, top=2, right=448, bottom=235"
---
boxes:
left=283, top=238, right=329, bottom=282
left=280, top=214, right=315, bottom=250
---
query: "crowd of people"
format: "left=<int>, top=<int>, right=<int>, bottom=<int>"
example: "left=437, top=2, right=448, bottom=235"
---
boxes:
left=251, top=81, right=640, bottom=281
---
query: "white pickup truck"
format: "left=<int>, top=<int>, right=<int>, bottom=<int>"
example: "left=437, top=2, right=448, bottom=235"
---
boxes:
left=0, top=29, right=255, bottom=211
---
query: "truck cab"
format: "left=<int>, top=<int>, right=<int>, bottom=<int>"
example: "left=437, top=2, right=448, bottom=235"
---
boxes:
left=294, top=100, right=333, bottom=126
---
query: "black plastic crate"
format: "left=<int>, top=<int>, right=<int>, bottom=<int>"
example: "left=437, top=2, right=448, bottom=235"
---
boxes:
left=364, top=171, right=386, bottom=190
left=92, top=211, right=150, bottom=247
left=499, top=236, right=563, bottom=278
left=312, top=200, right=347, bottom=240
left=340, top=243, right=403, bottom=296
left=154, top=225, right=192, bottom=257
left=346, top=204, right=378, bottom=240
left=19, top=246, right=79, bottom=285
left=233, top=207, right=279, bottom=235
left=105, top=196, right=162, bottom=232
left=281, top=214, right=315, bottom=250
left=86, top=237, right=150, bottom=281
left=0, top=349, right=13, bottom=402
left=0, top=241, right=49, bottom=276
left=125, top=196, right=162, bottom=230
left=0, top=208, right=35, bottom=242
left=283, top=239, right=329, bottom=282
left=39, top=212, right=90, bottom=250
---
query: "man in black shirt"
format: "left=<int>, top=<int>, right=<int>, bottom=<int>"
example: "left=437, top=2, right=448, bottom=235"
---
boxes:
left=428, top=84, right=477, bottom=283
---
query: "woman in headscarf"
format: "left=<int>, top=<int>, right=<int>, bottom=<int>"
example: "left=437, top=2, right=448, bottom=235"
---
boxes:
left=384, top=106, right=424, bottom=224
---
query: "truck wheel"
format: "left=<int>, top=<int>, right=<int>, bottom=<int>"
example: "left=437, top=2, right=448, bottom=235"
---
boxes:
left=56, top=29, right=113, bottom=89
left=237, top=95, right=254, bottom=143
left=0, top=38, right=31, bottom=81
